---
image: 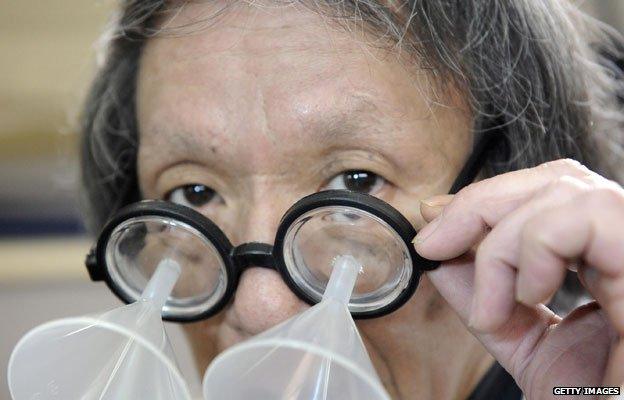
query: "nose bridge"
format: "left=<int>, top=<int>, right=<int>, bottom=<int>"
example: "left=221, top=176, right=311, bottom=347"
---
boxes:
left=236, top=202, right=281, bottom=244
left=233, top=183, right=300, bottom=246
left=227, top=186, right=310, bottom=335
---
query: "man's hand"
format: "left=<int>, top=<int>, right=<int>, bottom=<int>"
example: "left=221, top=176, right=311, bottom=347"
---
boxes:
left=414, top=159, right=624, bottom=399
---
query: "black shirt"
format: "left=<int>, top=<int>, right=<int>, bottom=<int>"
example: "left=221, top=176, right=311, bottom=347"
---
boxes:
left=467, top=362, right=523, bottom=400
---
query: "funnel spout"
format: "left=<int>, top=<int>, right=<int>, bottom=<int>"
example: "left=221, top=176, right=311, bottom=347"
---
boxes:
left=202, top=253, right=391, bottom=400
left=322, top=255, right=360, bottom=304
left=140, top=258, right=181, bottom=311
left=8, top=255, right=192, bottom=400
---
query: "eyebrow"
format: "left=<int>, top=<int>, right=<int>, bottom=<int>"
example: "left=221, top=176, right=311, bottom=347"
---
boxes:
left=300, top=94, right=389, bottom=144
left=144, top=91, right=402, bottom=167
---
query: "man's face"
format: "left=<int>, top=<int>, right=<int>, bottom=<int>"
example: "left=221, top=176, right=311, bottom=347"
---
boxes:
left=136, top=2, right=477, bottom=397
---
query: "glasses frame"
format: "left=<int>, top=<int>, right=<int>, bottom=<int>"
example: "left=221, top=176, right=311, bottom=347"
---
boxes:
left=85, top=132, right=498, bottom=322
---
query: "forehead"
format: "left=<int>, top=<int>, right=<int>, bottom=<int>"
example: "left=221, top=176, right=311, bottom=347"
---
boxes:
left=138, top=3, right=439, bottom=127
left=136, top=2, right=469, bottom=176
left=141, top=2, right=400, bottom=78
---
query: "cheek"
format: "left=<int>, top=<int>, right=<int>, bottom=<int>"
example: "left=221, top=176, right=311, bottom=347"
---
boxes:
left=357, top=275, right=454, bottom=350
left=182, top=314, right=225, bottom=372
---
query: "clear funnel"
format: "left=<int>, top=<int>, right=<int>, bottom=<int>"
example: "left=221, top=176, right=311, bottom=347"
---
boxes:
left=7, top=259, right=192, bottom=400
left=202, top=255, right=391, bottom=400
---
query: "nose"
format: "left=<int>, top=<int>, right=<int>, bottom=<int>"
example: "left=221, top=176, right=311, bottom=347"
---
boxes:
left=227, top=191, right=309, bottom=336
left=231, top=267, right=307, bottom=335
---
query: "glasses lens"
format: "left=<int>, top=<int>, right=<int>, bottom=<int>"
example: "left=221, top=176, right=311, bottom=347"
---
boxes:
left=104, top=215, right=228, bottom=319
left=281, top=205, right=413, bottom=313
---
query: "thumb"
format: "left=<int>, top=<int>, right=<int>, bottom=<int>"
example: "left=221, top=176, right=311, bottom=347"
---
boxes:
left=423, top=254, right=560, bottom=386
left=420, top=194, right=454, bottom=222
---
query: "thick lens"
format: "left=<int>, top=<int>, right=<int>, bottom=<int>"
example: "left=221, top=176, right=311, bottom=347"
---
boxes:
left=282, top=206, right=412, bottom=313
left=105, top=216, right=228, bottom=319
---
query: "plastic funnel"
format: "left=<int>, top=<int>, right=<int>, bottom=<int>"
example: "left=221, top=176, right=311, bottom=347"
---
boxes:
left=8, top=259, right=192, bottom=400
left=202, top=255, right=391, bottom=400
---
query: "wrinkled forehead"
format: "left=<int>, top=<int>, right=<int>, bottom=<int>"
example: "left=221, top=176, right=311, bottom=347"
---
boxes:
left=137, top=1, right=439, bottom=116
left=141, top=2, right=391, bottom=74
left=148, top=1, right=397, bottom=53
left=135, top=1, right=468, bottom=175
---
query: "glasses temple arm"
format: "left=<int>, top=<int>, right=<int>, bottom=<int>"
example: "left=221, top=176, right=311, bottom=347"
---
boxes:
left=448, top=131, right=503, bottom=195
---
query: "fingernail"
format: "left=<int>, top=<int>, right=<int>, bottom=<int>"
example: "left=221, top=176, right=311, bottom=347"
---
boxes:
left=578, top=266, right=599, bottom=294
left=421, top=195, right=452, bottom=208
left=413, top=215, right=442, bottom=245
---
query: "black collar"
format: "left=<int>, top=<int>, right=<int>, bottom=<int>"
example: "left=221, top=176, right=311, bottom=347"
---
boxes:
left=467, top=362, right=523, bottom=400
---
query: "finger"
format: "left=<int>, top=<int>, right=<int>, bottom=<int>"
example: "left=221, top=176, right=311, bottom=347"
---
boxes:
left=578, top=269, right=624, bottom=387
left=605, top=339, right=624, bottom=388
left=415, top=159, right=597, bottom=260
left=518, top=188, right=624, bottom=321
left=577, top=266, right=607, bottom=305
left=427, top=261, right=561, bottom=381
left=519, top=188, right=624, bottom=387
left=470, top=176, right=590, bottom=331
left=420, top=194, right=453, bottom=222
left=471, top=177, right=588, bottom=328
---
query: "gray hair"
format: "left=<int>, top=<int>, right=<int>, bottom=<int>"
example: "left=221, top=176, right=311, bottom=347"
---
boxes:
left=80, top=0, right=624, bottom=311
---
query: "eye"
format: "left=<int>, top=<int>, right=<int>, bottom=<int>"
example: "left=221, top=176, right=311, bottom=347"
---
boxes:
left=165, top=184, right=218, bottom=209
left=323, top=170, right=385, bottom=194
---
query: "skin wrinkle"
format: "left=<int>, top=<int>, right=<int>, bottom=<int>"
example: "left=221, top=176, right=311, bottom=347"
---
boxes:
left=504, top=306, right=556, bottom=382
left=136, top=2, right=488, bottom=398
left=245, top=7, right=275, bottom=145
left=518, top=305, right=610, bottom=395
left=424, top=290, right=446, bottom=321
left=295, top=94, right=398, bottom=145
left=256, top=74, right=274, bottom=143
left=363, top=333, right=403, bottom=399
left=140, top=85, right=451, bottom=202
left=144, top=90, right=406, bottom=148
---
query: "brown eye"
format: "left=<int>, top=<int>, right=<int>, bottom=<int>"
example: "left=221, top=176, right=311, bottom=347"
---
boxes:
left=166, top=184, right=217, bottom=208
left=323, top=170, right=385, bottom=194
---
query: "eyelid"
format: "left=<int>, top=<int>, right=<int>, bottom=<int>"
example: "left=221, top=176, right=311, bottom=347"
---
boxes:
left=320, top=165, right=395, bottom=191
left=154, top=162, right=227, bottom=201
left=322, top=171, right=387, bottom=194
left=319, top=150, right=395, bottom=180
left=165, top=184, right=223, bottom=210
left=164, top=183, right=214, bottom=200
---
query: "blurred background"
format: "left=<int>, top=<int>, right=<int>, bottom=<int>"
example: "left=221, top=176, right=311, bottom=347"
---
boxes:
left=0, top=1, right=622, bottom=399
left=0, top=1, right=205, bottom=398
